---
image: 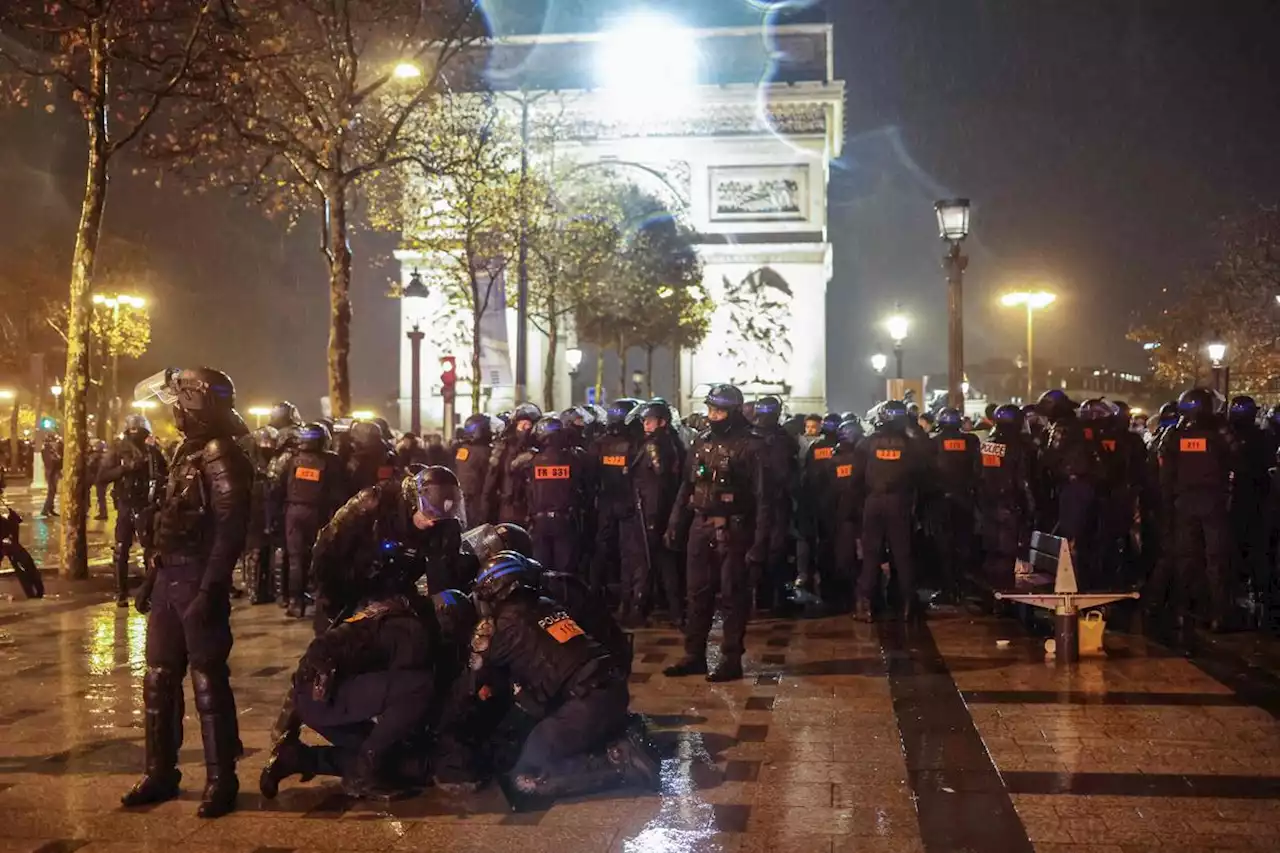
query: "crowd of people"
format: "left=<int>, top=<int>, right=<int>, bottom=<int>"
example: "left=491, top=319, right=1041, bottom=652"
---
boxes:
left=9, top=362, right=1279, bottom=818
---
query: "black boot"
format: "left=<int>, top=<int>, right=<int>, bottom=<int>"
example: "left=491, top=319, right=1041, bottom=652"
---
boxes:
left=855, top=600, right=873, bottom=623
left=607, top=722, right=662, bottom=791
left=192, top=668, right=240, bottom=818
left=342, top=749, right=412, bottom=801
left=259, top=737, right=318, bottom=799
left=663, top=656, right=707, bottom=678
left=286, top=597, right=307, bottom=619
left=113, top=547, right=131, bottom=608
left=122, top=666, right=183, bottom=807
left=707, top=657, right=744, bottom=683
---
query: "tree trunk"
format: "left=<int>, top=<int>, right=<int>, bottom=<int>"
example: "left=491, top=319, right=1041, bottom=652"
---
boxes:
left=594, top=351, right=604, bottom=406
left=61, top=22, right=109, bottom=580
left=645, top=345, right=655, bottom=398
left=323, top=176, right=353, bottom=417
left=673, top=344, right=682, bottom=412
left=8, top=389, right=19, bottom=469
left=616, top=338, right=627, bottom=398
left=543, top=317, right=558, bottom=412
left=470, top=305, right=483, bottom=414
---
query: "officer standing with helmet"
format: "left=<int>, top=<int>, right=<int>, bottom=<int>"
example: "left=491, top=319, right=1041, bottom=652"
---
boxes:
left=750, top=396, right=799, bottom=613
left=1226, top=395, right=1272, bottom=610
left=1037, top=389, right=1100, bottom=586
left=854, top=400, right=924, bottom=622
left=930, top=407, right=980, bottom=602
left=243, top=426, right=278, bottom=604
left=346, top=421, right=400, bottom=493
left=270, top=422, right=350, bottom=619
left=98, top=414, right=168, bottom=607
left=822, top=419, right=865, bottom=611
left=522, top=416, right=588, bottom=576
left=455, top=414, right=497, bottom=521
left=122, top=367, right=254, bottom=819
left=663, top=384, right=769, bottom=682
left=88, top=439, right=110, bottom=520
left=797, top=417, right=840, bottom=598
left=587, top=398, right=640, bottom=599
left=484, top=403, right=542, bottom=526
left=269, top=401, right=302, bottom=433
left=624, top=400, right=685, bottom=626
left=976, top=405, right=1036, bottom=595
left=1158, top=387, right=1233, bottom=633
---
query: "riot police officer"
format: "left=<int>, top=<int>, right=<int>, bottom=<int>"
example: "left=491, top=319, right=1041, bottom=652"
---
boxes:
left=623, top=400, right=685, bottom=626
left=346, top=421, right=400, bottom=494
left=930, top=407, right=980, bottom=602
left=664, top=385, right=769, bottom=682
left=1226, top=395, right=1272, bottom=609
left=1158, top=387, right=1232, bottom=632
left=394, top=433, right=428, bottom=470
left=854, top=400, right=925, bottom=622
left=1037, top=389, right=1100, bottom=588
left=312, top=466, right=465, bottom=629
left=523, top=417, right=588, bottom=576
left=823, top=419, right=865, bottom=611
left=87, top=438, right=110, bottom=520
left=1079, top=398, right=1129, bottom=585
left=243, top=426, right=278, bottom=604
left=98, top=414, right=168, bottom=607
left=122, top=367, right=254, bottom=819
left=270, top=422, right=350, bottom=619
left=797, top=417, right=840, bottom=598
left=751, top=395, right=799, bottom=613
left=588, top=398, right=640, bottom=600
left=470, top=552, right=657, bottom=800
left=976, top=405, right=1036, bottom=595
left=269, top=400, right=302, bottom=432
left=455, top=414, right=498, bottom=523
left=483, top=403, right=542, bottom=526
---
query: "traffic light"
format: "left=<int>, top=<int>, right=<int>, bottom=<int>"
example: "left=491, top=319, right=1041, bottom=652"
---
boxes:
left=440, top=356, right=457, bottom=405
left=39, top=417, right=56, bottom=431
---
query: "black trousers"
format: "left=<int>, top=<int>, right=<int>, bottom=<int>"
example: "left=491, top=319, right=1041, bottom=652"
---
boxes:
left=857, top=492, right=915, bottom=606
left=295, top=670, right=434, bottom=770
left=978, top=502, right=1023, bottom=592
left=42, top=471, right=60, bottom=514
left=618, top=513, right=655, bottom=617
left=933, top=495, right=974, bottom=595
left=683, top=515, right=752, bottom=662
left=532, top=513, right=578, bottom=576
left=284, top=505, right=323, bottom=603
left=511, top=680, right=629, bottom=779
left=1056, top=478, right=1098, bottom=589
left=590, top=505, right=630, bottom=599
left=1173, top=492, right=1230, bottom=623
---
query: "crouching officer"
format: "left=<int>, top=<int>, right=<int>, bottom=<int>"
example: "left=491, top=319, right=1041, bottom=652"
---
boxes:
left=312, top=466, right=465, bottom=631
left=259, top=554, right=455, bottom=800
left=270, top=422, right=349, bottom=619
left=664, top=384, right=770, bottom=682
left=470, top=551, right=658, bottom=801
left=122, top=367, right=254, bottom=819
left=98, top=414, right=168, bottom=607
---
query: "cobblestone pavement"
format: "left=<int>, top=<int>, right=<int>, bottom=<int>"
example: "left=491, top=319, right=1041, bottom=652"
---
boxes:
left=0, top=589, right=1279, bottom=852
left=1, top=486, right=121, bottom=600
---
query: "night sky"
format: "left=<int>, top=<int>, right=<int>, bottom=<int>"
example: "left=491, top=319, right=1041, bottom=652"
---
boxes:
left=2, top=0, right=1278, bottom=414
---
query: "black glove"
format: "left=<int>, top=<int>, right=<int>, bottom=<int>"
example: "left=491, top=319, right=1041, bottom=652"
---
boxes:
left=182, top=585, right=224, bottom=626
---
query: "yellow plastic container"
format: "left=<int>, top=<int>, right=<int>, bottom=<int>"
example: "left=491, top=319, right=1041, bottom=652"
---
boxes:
left=1078, top=609, right=1106, bottom=656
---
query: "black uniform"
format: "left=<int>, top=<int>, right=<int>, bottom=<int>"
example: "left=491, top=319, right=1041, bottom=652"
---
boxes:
left=1159, top=418, right=1232, bottom=626
left=1041, top=416, right=1101, bottom=588
left=40, top=437, right=62, bottom=516
left=930, top=427, right=980, bottom=599
left=98, top=435, right=168, bottom=605
left=454, top=440, right=491, bottom=523
left=854, top=422, right=924, bottom=615
left=242, top=429, right=278, bottom=604
left=87, top=442, right=109, bottom=519
left=523, top=439, right=588, bottom=576
left=976, top=429, right=1035, bottom=592
left=797, top=433, right=838, bottom=594
left=1228, top=420, right=1273, bottom=605
left=485, top=433, right=536, bottom=526
left=624, top=427, right=684, bottom=623
left=666, top=417, right=769, bottom=670
left=754, top=425, right=799, bottom=610
left=270, top=447, right=349, bottom=617
left=821, top=438, right=863, bottom=609
left=589, top=428, right=635, bottom=597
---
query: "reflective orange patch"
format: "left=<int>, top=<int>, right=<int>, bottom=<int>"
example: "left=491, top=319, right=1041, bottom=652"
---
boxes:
left=455, top=447, right=470, bottom=462
left=295, top=467, right=321, bottom=482
left=377, top=466, right=395, bottom=480
left=535, top=465, right=571, bottom=480
left=1101, top=439, right=1116, bottom=452
left=545, top=619, right=585, bottom=643
left=875, top=449, right=901, bottom=461
left=603, top=455, right=627, bottom=467
left=836, top=464, right=853, bottom=479
left=813, top=447, right=834, bottom=460
left=982, top=454, right=1002, bottom=468
left=943, top=439, right=967, bottom=452
left=1084, top=427, right=1094, bottom=441
left=1180, top=438, right=1207, bottom=452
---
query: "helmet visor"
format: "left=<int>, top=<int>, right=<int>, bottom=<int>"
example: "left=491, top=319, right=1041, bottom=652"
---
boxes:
left=134, top=368, right=179, bottom=407
left=415, top=481, right=465, bottom=525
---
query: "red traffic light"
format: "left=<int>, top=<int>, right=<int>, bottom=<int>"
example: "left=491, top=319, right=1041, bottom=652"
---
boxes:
left=440, top=356, right=457, bottom=403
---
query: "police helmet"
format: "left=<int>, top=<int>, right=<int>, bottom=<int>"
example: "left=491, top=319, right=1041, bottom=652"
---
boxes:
left=297, top=421, right=330, bottom=452
left=782, top=414, right=806, bottom=438
left=405, top=465, right=464, bottom=524
left=461, top=522, right=533, bottom=564
left=836, top=419, right=864, bottom=445
left=269, top=400, right=301, bottom=430
left=1177, top=387, right=1215, bottom=418
left=1229, top=395, right=1259, bottom=424
left=1037, top=389, right=1073, bottom=418
left=993, top=403, right=1023, bottom=426
left=473, top=550, right=533, bottom=603
left=1157, top=401, right=1179, bottom=427
left=253, top=425, right=278, bottom=451
left=822, top=411, right=843, bottom=434
left=1268, top=403, right=1280, bottom=428
left=431, top=588, right=478, bottom=647
left=371, top=417, right=394, bottom=443
left=704, top=384, right=744, bottom=412
left=753, top=395, right=783, bottom=428
left=637, top=400, right=673, bottom=425
left=349, top=420, right=385, bottom=452
left=532, top=416, right=564, bottom=447
left=123, top=413, right=152, bottom=436
left=606, top=397, right=641, bottom=427
left=461, top=413, right=497, bottom=443
left=1077, top=398, right=1115, bottom=422
left=508, top=403, right=543, bottom=433
left=937, top=407, right=963, bottom=428
left=880, top=400, right=909, bottom=422
left=155, top=368, right=237, bottom=435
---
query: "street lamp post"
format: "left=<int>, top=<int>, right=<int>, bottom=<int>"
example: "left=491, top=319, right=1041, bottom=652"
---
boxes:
left=631, top=369, right=646, bottom=398
left=402, top=270, right=429, bottom=434
left=91, top=293, right=146, bottom=437
left=935, top=199, right=971, bottom=408
left=884, top=312, right=909, bottom=380
left=566, top=346, right=583, bottom=405
left=1207, top=338, right=1228, bottom=398
left=1000, top=291, right=1056, bottom=400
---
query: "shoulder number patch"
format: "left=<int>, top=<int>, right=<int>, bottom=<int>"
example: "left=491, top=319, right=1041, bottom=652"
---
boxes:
left=602, top=455, right=627, bottom=467
left=875, top=449, right=901, bottom=461
left=836, top=464, right=853, bottom=479
left=1101, top=439, right=1117, bottom=452
left=456, top=447, right=470, bottom=462
left=377, top=465, right=395, bottom=480
left=539, top=612, right=585, bottom=643
left=535, top=465, right=571, bottom=480
left=813, top=447, right=834, bottom=460
left=295, top=466, right=321, bottom=482
left=1180, top=438, right=1207, bottom=453
left=943, top=439, right=967, bottom=452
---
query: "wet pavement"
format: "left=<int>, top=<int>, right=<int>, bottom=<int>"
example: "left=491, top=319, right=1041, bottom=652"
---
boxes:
left=1, top=589, right=1279, bottom=852
left=1, top=485, right=119, bottom=595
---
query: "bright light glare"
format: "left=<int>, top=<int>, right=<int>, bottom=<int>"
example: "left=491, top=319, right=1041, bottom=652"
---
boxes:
left=566, top=347, right=584, bottom=371
left=1207, top=342, right=1227, bottom=364
left=1001, top=291, right=1056, bottom=309
left=596, top=12, right=698, bottom=116
left=352, top=410, right=376, bottom=420
left=961, top=381, right=971, bottom=395
left=93, top=293, right=146, bottom=308
left=132, top=400, right=157, bottom=410
left=392, top=62, right=422, bottom=80
left=884, top=314, right=910, bottom=343
left=247, top=407, right=272, bottom=417
left=50, top=384, right=62, bottom=397
left=870, top=353, right=888, bottom=373
left=0, top=389, right=14, bottom=400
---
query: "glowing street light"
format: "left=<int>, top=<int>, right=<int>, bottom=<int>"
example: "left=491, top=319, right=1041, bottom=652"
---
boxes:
left=883, top=311, right=909, bottom=379
left=595, top=11, right=698, bottom=118
left=870, top=353, right=888, bottom=374
left=392, top=61, right=422, bottom=80
left=352, top=410, right=376, bottom=421
left=566, top=347, right=584, bottom=375
left=1206, top=340, right=1227, bottom=366
left=1207, top=336, right=1229, bottom=397
left=248, top=406, right=271, bottom=428
left=0, top=389, right=14, bottom=400
left=50, top=384, right=63, bottom=399
left=132, top=400, right=157, bottom=411
left=92, top=292, right=148, bottom=435
left=935, top=198, right=971, bottom=407
left=402, top=269, right=429, bottom=434
left=1001, top=290, right=1057, bottom=399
